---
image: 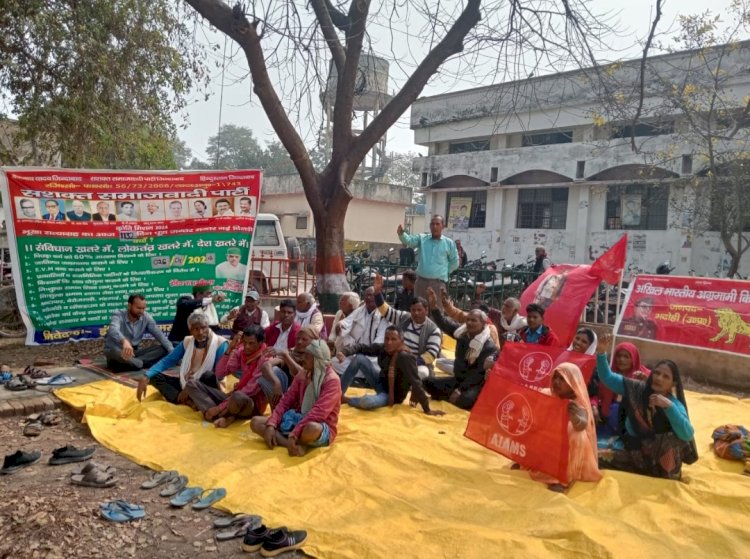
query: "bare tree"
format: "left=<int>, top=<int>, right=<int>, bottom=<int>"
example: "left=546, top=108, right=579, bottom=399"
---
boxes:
left=183, top=0, right=614, bottom=307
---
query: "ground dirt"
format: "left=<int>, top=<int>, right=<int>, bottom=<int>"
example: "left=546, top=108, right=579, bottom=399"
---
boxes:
left=0, top=411, right=310, bottom=559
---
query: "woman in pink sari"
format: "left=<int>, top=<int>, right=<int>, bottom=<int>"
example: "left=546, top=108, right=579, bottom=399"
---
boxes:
left=598, top=342, right=650, bottom=436
left=527, top=362, right=602, bottom=492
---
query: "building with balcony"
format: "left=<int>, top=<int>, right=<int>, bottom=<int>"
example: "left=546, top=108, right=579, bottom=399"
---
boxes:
left=411, top=41, right=750, bottom=278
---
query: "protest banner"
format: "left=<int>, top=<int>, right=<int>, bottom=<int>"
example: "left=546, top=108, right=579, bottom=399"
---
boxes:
left=492, top=342, right=595, bottom=390
left=465, top=373, right=570, bottom=483
left=520, top=236, right=627, bottom=346
left=0, top=168, right=261, bottom=344
left=616, top=274, right=750, bottom=356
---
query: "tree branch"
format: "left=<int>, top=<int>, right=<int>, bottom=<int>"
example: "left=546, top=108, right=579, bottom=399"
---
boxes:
left=631, top=0, right=663, bottom=152
left=309, top=0, right=346, bottom=73
left=349, top=0, right=482, bottom=173
left=184, top=0, right=320, bottom=204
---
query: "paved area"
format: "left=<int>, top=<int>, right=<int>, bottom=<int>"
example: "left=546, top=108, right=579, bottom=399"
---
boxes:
left=0, top=366, right=101, bottom=417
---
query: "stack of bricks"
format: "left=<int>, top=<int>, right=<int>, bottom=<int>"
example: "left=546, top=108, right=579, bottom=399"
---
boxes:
left=0, top=395, right=60, bottom=417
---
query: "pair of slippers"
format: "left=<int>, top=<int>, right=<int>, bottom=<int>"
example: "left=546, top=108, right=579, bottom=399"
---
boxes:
left=23, top=410, right=63, bottom=437
left=100, top=500, right=145, bottom=523
left=141, top=470, right=186, bottom=496
left=213, top=513, right=263, bottom=541
left=24, top=366, right=49, bottom=379
left=140, top=469, right=226, bottom=509
left=70, top=461, right=117, bottom=488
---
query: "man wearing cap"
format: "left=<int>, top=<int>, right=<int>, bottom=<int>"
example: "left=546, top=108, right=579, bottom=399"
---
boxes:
left=215, top=248, right=247, bottom=281
left=221, top=289, right=270, bottom=333
left=168, top=283, right=225, bottom=343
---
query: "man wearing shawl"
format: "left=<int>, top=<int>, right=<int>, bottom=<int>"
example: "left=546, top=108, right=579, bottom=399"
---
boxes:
left=250, top=340, right=342, bottom=456
left=524, top=363, right=602, bottom=492
left=425, top=288, right=497, bottom=410
left=201, top=324, right=277, bottom=428
left=137, top=312, right=228, bottom=407
left=596, top=333, right=697, bottom=480
left=295, top=292, right=327, bottom=339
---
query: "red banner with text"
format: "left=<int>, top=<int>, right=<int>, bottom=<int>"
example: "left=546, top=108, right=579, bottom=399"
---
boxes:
left=465, top=373, right=570, bottom=483
left=493, top=342, right=596, bottom=390
left=617, top=275, right=750, bottom=356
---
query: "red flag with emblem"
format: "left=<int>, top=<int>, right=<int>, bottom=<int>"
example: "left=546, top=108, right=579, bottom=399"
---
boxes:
left=465, top=373, right=570, bottom=483
left=590, top=234, right=628, bottom=285
left=492, top=342, right=595, bottom=390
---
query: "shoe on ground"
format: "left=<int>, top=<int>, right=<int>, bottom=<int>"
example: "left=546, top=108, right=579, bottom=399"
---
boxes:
left=48, top=445, right=96, bottom=465
left=241, top=525, right=287, bottom=553
left=260, top=528, right=308, bottom=557
left=1, top=450, right=42, bottom=474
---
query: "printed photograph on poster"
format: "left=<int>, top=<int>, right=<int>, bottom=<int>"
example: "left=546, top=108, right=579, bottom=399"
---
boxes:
left=191, top=199, right=212, bottom=218
left=17, top=197, right=40, bottom=219
left=236, top=195, right=256, bottom=217
left=91, top=200, right=116, bottom=222
left=448, top=197, right=472, bottom=230
left=621, top=194, right=642, bottom=226
left=214, top=198, right=235, bottom=216
left=41, top=199, right=65, bottom=221
left=116, top=201, right=140, bottom=221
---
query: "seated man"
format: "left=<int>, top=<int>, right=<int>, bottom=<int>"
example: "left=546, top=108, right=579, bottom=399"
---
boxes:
left=250, top=340, right=341, bottom=457
left=519, top=303, right=560, bottom=346
left=328, top=292, right=360, bottom=352
left=259, top=325, right=319, bottom=409
left=394, top=269, right=417, bottom=311
left=439, top=288, right=500, bottom=348
left=265, top=299, right=300, bottom=351
left=168, top=283, right=225, bottom=343
left=370, top=273, right=441, bottom=379
left=136, top=312, right=227, bottom=406
left=424, top=288, right=497, bottom=410
left=104, top=293, right=173, bottom=372
left=221, top=289, right=270, bottom=333
left=337, top=326, right=445, bottom=416
left=201, top=325, right=276, bottom=427
left=295, top=292, right=327, bottom=339
left=332, top=287, right=387, bottom=376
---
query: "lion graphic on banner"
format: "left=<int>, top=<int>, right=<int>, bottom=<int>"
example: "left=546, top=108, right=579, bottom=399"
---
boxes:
left=497, top=394, right=533, bottom=436
left=709, top=308, right=750, bottom=344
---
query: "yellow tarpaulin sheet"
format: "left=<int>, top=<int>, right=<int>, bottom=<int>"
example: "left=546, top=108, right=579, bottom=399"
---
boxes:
left=56, top=381, right=750, bottom=559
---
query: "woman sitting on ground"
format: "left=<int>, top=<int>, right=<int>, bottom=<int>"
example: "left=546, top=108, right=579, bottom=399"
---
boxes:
left=250, top=340, right=341, bottom=457
left=337, top=326, right=445, bottom=416
left=258, top=326, right=319, bottom=410
left=598, top=340, right=650, bottom=437
left=523, top=362, right=602, bottom=492
left=595, top=333, right=697, bottom=480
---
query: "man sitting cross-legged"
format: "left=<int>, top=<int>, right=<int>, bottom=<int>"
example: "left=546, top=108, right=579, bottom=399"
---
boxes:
left=104, top=293, right=173, bottom=372
left=258, top=325, right=319, bottom=410
left=136, top=311, right=227, bottom=407
left=370, top=273, right=442, bottom=379
left=337, top=326, right=445, bottom=416
left=424, top=287, right=497, bottom=410
left=250, top=340, right=341, bottom=457
left=332, top=287, right=388, bottom=378
left=201, top=325, right=275, bottom=428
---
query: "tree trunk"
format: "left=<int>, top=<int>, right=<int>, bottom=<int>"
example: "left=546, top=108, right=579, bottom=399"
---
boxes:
left=722, top=232, right=741, bottom=278
left=311, top=175, right=352, bottom=312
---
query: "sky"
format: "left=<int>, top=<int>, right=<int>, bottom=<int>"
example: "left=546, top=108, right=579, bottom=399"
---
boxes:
left=179, top=0, right=742, bottom=163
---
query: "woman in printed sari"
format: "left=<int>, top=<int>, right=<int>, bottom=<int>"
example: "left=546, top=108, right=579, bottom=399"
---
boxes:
left=523, top=362, right=602, bottom=492
left=595, top=333, right=697, bottom=480
left=597, top=340, right=650, bottom=436
left=250, top=340, right=341, bottom=456
left=567, top=327, right=601, bottom=422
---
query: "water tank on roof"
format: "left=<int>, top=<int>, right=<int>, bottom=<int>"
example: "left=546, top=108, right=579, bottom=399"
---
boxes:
left=323, top=54, right=392, bottom=111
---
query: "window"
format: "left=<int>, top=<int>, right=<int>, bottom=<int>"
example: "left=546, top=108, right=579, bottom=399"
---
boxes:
left=681, top=155, right=693, bottom=175
left=253, top=220, right=281, bottom=246
left=516, top=188, right=568, bottom=229
left=605, top=184, right=668, bottom=230
left=448, top=139, right=490, bottom=154
left=445, top=190, right=487, bottom=229
left=295, top=214, right=308, bottom=230
left=611, top=121, right=674, bottom=139
left=576, top=161, right=586, bottom=179
left=521, top=131, right=572, bottom=147
left=490, top=167, right=498, bottom=182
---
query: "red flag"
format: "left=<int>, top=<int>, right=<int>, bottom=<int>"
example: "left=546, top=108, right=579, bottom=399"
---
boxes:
left=590, top=234, right=628, bottom=285
left=493, top=342, right=595, bottom=390
left=465, top=373, right=570, bottom=483
left=520, top=264, right=601, bottom=346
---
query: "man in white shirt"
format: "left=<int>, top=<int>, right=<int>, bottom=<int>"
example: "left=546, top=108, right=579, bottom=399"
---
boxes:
left=332, top=287, right=387, bottom=375
left=117, top=202, right=139, bottom=221
left=215, top=198, right=234, bottom=216
left=215, top=248, right=247, bottom=281
left=237, top=196, right=256, bottom=217
left=141, top=201, right=165, bottom=221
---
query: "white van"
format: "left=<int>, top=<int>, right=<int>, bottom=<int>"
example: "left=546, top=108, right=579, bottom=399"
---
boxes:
left=249, top=213, right=294, bottom=294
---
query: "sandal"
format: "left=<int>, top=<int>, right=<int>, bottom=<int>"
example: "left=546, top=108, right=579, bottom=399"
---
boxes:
left=213, top=513, right=261, bottom=529
left=215, top=515, right=263, bottom=541
left=100, top=500, right=145, bottom=522
left=35, top=374, right=74, bottom=386
left=71, top=468, right=117, bottom=488
left=192, top=488, right=227, bottom=510
left=28, top=368, right=49, bottom=379
left=169, top=486, right=203, bottom=507
left=23, top=420, right=43, bottom=437
left=72, top=462, right=116, bottom=476
left=39, top=410, right=62, bottom=426
left=141, top=470, right=178, bottom=489
left=159, top=475, right=188, bottom=497
left=5, top=377, right=28, bottom=391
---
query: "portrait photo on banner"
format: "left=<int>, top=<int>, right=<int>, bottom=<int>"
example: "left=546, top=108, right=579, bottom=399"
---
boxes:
left=448, top=197, right=472, bottom=230
left=620, top=194, right=642, bottom=227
